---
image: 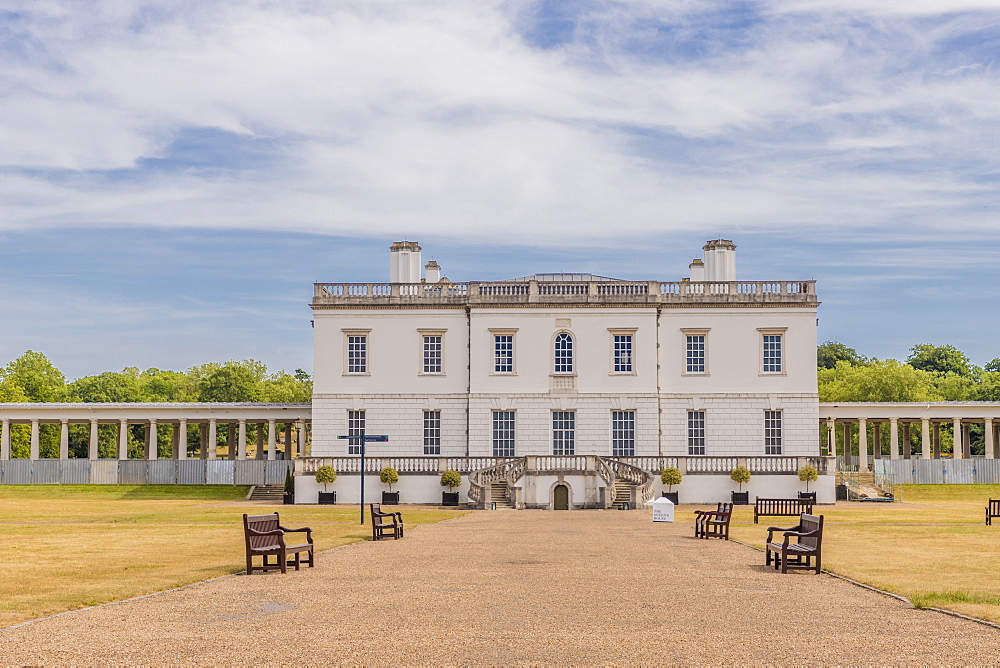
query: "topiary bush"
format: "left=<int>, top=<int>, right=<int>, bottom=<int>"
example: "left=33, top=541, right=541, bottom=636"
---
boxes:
left=798, top=465, right=819, bottom=492
left=284, top=468, right=294, bottom=495
left=440, top=469, right=462, bottom=490
left=315, top=465, right=337, bottom=491
left=730, top=465, right=751, bottom=491
left=380, top=466, right=399, bottom=492
left=660, top=466, right=682, bottom=492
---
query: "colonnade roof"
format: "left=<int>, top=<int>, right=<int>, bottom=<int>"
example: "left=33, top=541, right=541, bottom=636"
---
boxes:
left=0, top=403, right=312, bottom=421
left=821, top=402, right=1000, bottom=419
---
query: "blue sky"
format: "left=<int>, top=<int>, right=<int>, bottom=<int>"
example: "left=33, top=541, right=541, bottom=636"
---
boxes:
left=1, top=0, right=999, bottom=380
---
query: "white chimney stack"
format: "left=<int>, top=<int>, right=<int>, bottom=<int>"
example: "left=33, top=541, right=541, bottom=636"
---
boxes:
left=390, top=241, right=422, bottom=283
left=424, top=260, right=441, bottom=283
left=702, top=239, right=736, bottom=282
left=688, top=258, right=705, bottom=282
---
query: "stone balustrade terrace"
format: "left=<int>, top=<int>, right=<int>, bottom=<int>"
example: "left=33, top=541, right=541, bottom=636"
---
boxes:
left=311, top=280, right=818, bottom=308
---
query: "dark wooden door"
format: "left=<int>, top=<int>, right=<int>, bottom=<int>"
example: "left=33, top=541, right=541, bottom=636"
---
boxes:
left=553, top=484, right=569, bottom=510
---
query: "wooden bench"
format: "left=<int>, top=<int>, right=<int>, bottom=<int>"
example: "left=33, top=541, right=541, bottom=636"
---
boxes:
left=754, top=497, right=814, bottom=524
left=765, top=513, right=824, bottom=574
left=694, top=502, right=733, bottom=540
left=242, top=513, right=314, bottom=575
left=987, top=500, right=1000, bottom=525
left=370, top=503, right=404, bottom=540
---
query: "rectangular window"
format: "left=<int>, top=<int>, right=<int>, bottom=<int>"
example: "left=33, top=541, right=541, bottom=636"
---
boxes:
left=423, top=410, right=441, bottom=455
left=347, top=335, right=367, bottom=373
left=552, top=411, right=575, bottom=456
left=611, top=410, right=635, bottom=456
left=762, top=334, right=783, bottom=373
left=613, top=335, right=633, bottom=373
left=494, top=335, right=514, bottom=373
left=688, top=411, right=706, bottom=456
left=347, top=410, right=365, bottom=454
left=492, top=411, right=516, bottom=457
left=423, top=336, right=442, bottom=373
left=686, top=335, right=706, bottom=373
left=764, top=410, right=783, bottom=455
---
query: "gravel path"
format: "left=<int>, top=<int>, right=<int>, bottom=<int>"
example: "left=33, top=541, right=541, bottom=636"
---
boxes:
left=1, top=510, right=997, bottom=665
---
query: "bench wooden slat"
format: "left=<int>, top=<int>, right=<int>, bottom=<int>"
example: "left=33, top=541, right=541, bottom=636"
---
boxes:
left=754, top=497, right=815, bottom=523
left=764, top=513, right=824, bottom=574
left=987, top=499, right=1000, bottom=526
left=243, top=513, right=314, bottom=575
left=370, top=503, right=404, bottom=540
left=694, top=503, right=733, bottom=541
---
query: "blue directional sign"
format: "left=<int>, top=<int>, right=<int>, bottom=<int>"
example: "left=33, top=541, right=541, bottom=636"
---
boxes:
left=334, top=429, right=389, bottom=525
left=337, top=434, right=389, bottom=442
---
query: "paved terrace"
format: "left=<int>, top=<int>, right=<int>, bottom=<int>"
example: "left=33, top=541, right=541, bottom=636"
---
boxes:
left=1, top=511, right=996, bottom=664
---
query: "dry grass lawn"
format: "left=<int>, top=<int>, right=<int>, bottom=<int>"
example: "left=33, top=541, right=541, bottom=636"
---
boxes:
left=719, top=484, right=1000, bottom=625
left=0, top=485, right=467, bottom=628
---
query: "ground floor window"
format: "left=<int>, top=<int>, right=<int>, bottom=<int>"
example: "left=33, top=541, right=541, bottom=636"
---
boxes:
left=764, top=410, right=782, bottom=455
left=688, top=411, right=706, bottom=455
left=423, top=410, right=441, bottom=455
left=347, top=410, right=365, bottom=454
left=493, top=411, right=515, bottom=457
left=552, top=411, right=575, bottom=456
left=611, top=411, right=635, bottom=456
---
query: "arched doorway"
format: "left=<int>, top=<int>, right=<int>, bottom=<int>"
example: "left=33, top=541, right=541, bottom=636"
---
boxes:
left=553, top=483, right=569, bottom=510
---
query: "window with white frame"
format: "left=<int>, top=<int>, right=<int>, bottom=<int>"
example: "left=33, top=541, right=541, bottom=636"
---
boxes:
left=686, top=335, right=706, bottom=373
left=764, top=410, right=782, bottom=455
left=346, top=334, right=368, bottom=374
left=611, top=410, right=635, bottom=456
left=492, top=411, right=516, bottom=457
left=423, top=410, right=441, bottom=455
left=347, top=410, right=365, bottom=454
left=493, top=334, right=514, bottom=374
left=759, top=329, right=786, bottom=374
left=422, top=335, right=442, bottom=374
left=552, top=411, right=575, bottom=456
left=688, top=411, right=706, bottom=455
left=613, top=334, right=633, bottom=373
left=554, top=332, right=574, bottom=373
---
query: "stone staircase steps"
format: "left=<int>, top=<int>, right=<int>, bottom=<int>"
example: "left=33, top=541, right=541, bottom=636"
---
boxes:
left=249, top=484, right=286, bottom=501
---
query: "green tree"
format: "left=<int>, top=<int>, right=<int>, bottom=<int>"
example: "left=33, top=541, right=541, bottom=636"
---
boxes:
left=906, top=344, right=973, bottom=377
left=197, top=360, right=266, bottom=402
left=817, top=341, right=866, bottom=369
left=0, top=378, right=29, bottom=402
left=261, top=370, right=312, bottom=403
left=818, top=360, right=940, bottom=402
left=139, top=368, right=197, bottom=402
left=68, top=371, right=143, bottom=402
left=3, top=351, right=65, bottom=401
left=985, top=359, right=1000, bottom=373
left=973, top=372, right=1000, bottom=401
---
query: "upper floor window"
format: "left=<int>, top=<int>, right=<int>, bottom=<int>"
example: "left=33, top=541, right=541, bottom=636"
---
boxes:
left=423, top=335, right=442, bottom=374
left=611, top=331, right=634, bottom=373
left=493, top=334, right=514, bottom=374
left=764, top=410, right=782, bottom=455
left=759, top=328, right=786, bottom=374
left=344, top=330, right=370, bottom=374
left=554, top=332, right=574, bottom=373
left=682, top=328, right=709, bottom=374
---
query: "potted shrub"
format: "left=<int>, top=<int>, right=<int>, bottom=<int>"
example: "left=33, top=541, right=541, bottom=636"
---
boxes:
left=315, top=465, right=337, bottom=504
left=380, top=466, right=400, bottom=505
left=283, top=468, right=295, bottom=505
left=660, top=466, right=682, bottom=505
left=798, top=465, right=818, bottom=501
left=730, top=465, right=751, bottom=505
left=440, top=469, right=462, bottom=506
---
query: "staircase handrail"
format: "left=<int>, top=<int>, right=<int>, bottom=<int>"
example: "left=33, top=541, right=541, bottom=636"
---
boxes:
left=601, top=457, right=655, bottom=506
left=468, top=457, right=524, bottom=508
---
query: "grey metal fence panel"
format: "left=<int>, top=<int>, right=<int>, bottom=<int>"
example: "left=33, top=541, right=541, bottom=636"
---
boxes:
left=945, top=459, right=974, bottom=484
left=234, top=460, right=265, bottom=486
left=2, top=459, right=32, bottom=484
left=912, top=460, right=941, bottom=484
left=119, top=460, right=149, bottom=485
left=149, top=460, right=177, bottom=484
left=89, top=460, right=119, bottom=484
left=265, top=460, right=293, bottom=484
left=177, top=459, right=207, bottom=485
left=60, top=459, right=90, bottom=484
left=975, top=458, right=1000, bottom=484
left=206, top=460, right=235, bottom=485
left=31, top=460, right=60, bottom=484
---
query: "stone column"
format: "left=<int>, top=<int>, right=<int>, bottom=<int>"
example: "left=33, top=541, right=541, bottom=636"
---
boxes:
left=872, top=422, right=882, bottom=460
left=297, top=420, right=306, bottom=457
left=0, top=419, right=9, bottom=460
left=986, top=418, right=995, bottom=459
left=842, top=422, right=852, bottom=466
left=207, top=419, right=217, bottom=460
left=858, top=418, right=869, bottom=472
left=921, top=418, right=930, bottom=459
left=890, top=418, right=899, bottom=459
left=962, top=423, right=971, bottom=458
left=950, top=417, right=962, bottom=459
left=146, top=419, right=158, bottom=460
left=256, top=424, right=266, bottom=460
left=267, top=419, right=276, bottom=461
left=902, top=421, right=911, bottom=459
left=89, top=420, right=99, bottom=459
left=118, top=419, right=129, bottom=460
left=933, top=422, right=941, bottom=459
left=825, top=420, right=835, bottom=457
left=59, top=419, right=70, bottom=459
left=285, top=423, right=294, bottom=458
left=30, top=419, right=40, bottom=460
left=227, top=423, right=236, bottom=460
left=177, top=419, right=188, bottom=459
left=237, top=419, right=247, bottom=460
left=199, top=423, right=208, bottom=460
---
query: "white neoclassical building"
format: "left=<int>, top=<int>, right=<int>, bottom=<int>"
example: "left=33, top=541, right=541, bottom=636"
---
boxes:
left=303, top=239, right=834, bottom=507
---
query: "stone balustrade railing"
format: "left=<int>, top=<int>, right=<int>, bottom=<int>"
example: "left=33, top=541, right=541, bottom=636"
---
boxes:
left=312, top=280, right=817, bottom=306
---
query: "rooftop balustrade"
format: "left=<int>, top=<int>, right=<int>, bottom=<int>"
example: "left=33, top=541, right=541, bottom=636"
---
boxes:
left=311, top=280, right=818, bottom=308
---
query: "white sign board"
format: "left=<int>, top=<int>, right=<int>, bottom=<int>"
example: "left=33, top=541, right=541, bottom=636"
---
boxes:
left=652, top=496, right=675, bottom=522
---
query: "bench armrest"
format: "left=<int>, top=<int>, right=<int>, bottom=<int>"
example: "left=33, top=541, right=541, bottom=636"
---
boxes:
left=766, top=524, right=799, bottom=542
left=278, top=526, right=312, bottom=534
left=247, top=528, right=286, bottom=537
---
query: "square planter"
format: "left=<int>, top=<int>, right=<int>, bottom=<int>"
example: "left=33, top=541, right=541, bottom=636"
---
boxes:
left=661, top=491, right=679, bottom=505
left=382, top=491, right=399, bottom=505
left=318, top=491, right=336, bottom=505
left=442, top=492, right=460, bottom=506
left=283, top=493, right=295, bottom=505
left=731, top=491, right=749, bottom=505
left=798, top=491, right=817, bottom=502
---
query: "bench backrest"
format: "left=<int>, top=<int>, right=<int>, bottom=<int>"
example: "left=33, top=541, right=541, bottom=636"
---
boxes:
left=244, top=513, right=281, bottom=550
left=718, top=502, right=733, bottom=519
left=798, top=513, right=824, bottom=550
left=989, top=500, right=1000, bottom=515
left=757, top=498, right=814, bottom=513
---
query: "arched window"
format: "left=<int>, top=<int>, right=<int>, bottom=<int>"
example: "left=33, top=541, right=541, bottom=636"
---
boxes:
left=554, top=332, right=574, bottom=373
